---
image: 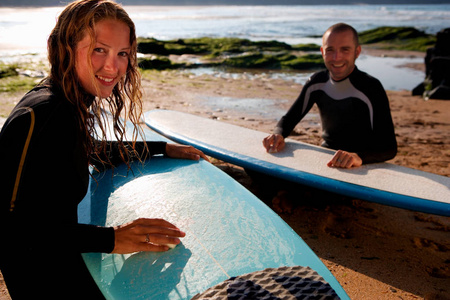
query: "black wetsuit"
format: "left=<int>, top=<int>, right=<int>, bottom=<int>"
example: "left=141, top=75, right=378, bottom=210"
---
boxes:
left=275, top=67, right=397, bottom=163
left=0, top=83, right=166, bottom=299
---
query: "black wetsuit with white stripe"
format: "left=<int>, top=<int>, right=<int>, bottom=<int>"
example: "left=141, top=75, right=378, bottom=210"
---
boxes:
left=274, top=67, right=397, bottom=164
left=0, top=83, right=167, bottom=299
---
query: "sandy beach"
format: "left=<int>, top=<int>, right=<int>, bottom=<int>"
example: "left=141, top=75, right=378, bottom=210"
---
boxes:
left=1, top=49, right=449, bottom=299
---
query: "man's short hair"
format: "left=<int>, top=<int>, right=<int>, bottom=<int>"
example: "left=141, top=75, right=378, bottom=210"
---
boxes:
left=324, top=23, right=359, bottom=46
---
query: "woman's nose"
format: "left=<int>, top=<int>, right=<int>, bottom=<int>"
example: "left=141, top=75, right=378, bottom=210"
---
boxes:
left=104, top=54, right=118, bottom=73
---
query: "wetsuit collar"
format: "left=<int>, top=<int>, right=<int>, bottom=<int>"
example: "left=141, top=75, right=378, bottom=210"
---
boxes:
left=329, top=66, right=358, bottom=83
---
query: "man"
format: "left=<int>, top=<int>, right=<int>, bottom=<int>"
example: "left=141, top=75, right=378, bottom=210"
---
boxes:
left=263, top=23, right=397, bottom=169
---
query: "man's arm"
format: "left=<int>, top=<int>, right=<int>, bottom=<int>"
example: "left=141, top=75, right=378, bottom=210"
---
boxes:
left=357, top=79, right=397, bottom=164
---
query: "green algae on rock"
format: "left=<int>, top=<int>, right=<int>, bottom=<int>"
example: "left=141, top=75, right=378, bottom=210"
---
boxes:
left=136, top=26, right=435, bottom=71
left=359, top=26, right=436, bottom=52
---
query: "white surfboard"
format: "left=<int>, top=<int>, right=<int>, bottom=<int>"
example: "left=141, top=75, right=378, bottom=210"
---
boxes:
left=0, top=117, right=6, bottom=128
left=144, top=109, right=450, bottom=217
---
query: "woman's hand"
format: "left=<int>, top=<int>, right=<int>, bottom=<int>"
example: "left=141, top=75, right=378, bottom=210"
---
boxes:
left=112, top=218, right=186, bottom=254
left=165, top=144, right=210, bottom=162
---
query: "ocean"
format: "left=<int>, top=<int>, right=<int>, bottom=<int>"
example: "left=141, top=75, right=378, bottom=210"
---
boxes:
left=1, top=4, right=450, bottom=90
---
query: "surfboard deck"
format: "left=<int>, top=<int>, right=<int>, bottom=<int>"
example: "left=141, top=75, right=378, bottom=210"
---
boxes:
left=78, top=116, right=349, bottom=299
left=144, top=109, right=450, bottom=217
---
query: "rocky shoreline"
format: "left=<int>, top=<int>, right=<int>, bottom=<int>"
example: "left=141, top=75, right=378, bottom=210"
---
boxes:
left=136, top=26, right=434, bottom=71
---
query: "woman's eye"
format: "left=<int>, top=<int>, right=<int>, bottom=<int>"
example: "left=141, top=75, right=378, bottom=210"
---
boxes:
left=119, top=52, right=130, bottom=57
left=94, top=48, right=105, bottom=53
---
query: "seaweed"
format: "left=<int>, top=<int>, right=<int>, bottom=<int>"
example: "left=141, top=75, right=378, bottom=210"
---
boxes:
left=137, top=26, right=436, bottom=71
left=280, top=54, right=324, bottom=70
left=138, top=56, right=185, bottom=70
left=0, top=76, right=38, bottom=93
left=0, top=63, right=18, bottom=79
left=359, top=26, right=436, bottom=52
left=137, top=37, right=324, bottom=70
left=223, top=53, right=281, bottom=69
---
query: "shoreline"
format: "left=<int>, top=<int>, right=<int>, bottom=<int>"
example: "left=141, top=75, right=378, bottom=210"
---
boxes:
left=1, top=49, right=449, bottom=300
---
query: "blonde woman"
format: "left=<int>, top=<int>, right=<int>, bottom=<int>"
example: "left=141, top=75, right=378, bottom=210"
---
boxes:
left=0, top=1, right=207, bottom=298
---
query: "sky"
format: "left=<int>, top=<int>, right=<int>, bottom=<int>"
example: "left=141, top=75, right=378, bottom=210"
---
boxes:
left=1, top=0, right=450, bottom=6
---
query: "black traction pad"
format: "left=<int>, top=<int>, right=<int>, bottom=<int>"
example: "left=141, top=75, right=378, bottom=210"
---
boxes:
left=192, top=266, right=341, bottom=300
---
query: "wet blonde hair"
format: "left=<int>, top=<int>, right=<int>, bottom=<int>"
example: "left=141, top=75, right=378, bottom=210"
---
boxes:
left=47, top=0, right=143, bottom=167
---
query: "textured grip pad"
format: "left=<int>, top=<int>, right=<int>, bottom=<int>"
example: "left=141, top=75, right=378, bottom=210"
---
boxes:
left=192, top=266, right=340, bottom=299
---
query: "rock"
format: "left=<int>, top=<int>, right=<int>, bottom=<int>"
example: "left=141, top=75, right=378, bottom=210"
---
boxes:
left=413, top=28, right=450, bottom=100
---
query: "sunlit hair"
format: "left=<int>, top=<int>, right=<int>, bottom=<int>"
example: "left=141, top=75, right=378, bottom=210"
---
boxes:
left=323, top=23, right=360, bottom=47
left=46, top=0, right=144, bottom=168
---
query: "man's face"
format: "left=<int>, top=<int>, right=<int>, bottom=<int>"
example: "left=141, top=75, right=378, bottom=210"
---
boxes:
left=320, top=29, right=361, bottom=81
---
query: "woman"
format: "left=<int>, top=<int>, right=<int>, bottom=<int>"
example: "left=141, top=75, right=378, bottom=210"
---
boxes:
left=0, top=1, right=207, bottom=298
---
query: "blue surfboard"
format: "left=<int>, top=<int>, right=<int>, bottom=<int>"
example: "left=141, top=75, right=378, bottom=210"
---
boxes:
left=78, top=115, right=349, bottom=299
left=144, top=109, right=450, bottom=217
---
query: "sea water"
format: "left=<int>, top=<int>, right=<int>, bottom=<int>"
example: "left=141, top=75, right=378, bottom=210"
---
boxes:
left=1, top=4, right=450, bottom=90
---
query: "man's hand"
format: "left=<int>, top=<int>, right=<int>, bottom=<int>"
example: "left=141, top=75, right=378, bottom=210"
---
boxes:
left=327, top=150, right=362, bottom=168
left=263, top=134, right=285, bottom=153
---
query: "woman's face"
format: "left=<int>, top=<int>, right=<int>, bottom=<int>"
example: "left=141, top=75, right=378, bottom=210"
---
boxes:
left=75, top=19, right=131, bottom=98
